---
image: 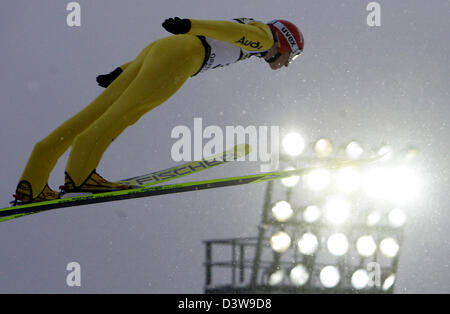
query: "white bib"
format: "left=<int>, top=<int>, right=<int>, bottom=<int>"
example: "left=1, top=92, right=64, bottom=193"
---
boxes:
left=199, top=37, right=242, bottom=73
left=195, top=18, right=268, bottom=75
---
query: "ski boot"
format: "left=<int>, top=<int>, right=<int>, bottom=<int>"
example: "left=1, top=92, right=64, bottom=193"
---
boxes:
left=12, top=181, right=60, bottom=205
left=60, top=170, right=134, bottom=195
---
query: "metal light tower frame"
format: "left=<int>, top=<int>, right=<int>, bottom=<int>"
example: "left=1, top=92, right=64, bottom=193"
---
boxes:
left=204, top=139, right=412, bottom=294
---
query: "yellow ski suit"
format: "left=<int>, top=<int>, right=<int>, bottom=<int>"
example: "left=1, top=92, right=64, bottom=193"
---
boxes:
left=18, top=19, right=274, bottom=198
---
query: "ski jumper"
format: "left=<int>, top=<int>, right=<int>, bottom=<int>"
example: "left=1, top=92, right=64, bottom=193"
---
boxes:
left=18, top=19, right=274, bottom=198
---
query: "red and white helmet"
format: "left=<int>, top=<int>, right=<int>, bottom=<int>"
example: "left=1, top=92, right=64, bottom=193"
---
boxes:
left=267, top=19, right=304, bottom=63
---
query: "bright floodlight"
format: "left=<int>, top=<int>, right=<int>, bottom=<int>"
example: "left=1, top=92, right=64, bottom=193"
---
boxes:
left=289, top=264, right=309, bottom=286
left=268, top=269, right=285, bottom=286
left=270, top=231, right=292, bottom=253
left=282, top=132, right=305, bottom=156
left=297, top=232, right=319, bottom=256
left=336, top=167, right=361, bottom=193
left=356, top=235, right=377, bottom=257
left=281, top=167, right=300, bottom=188
left=382, top=274, right=396, bottom=291
left=272, top=201, right=294, bottom=222
left=314, top=138, right=333, bottom=157
left=366, top=210, right=381, bottom=226
left=380, top=238, right=400, bottom=258
left=327, top=233, right=349, bottom=256
left=345, top=141, right=364, bottom=159
left=320, top=266, right=340, bottom=288
left=403, top=148, right=419, bottom=161
left=363, top=167, right=389, bottom=199
left=305, top=168, right=331, bottom=191
left=363, top=166, right=421, bottom=204
left=389, top=166, right=421, bottom=204
left=303, top=205, right=321, bottom=223
left=351, top=269, right=370, bottom=290
left=388, top=208, right=407, bottom=228
left=324, top=196, right=351, bottom=225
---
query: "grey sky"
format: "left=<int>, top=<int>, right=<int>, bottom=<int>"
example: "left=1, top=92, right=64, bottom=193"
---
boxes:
left=0, top=0, right=449, bottom=293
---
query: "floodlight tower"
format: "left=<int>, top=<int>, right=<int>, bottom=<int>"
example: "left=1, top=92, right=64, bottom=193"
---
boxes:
left=203, top=135, right=417, bottom=294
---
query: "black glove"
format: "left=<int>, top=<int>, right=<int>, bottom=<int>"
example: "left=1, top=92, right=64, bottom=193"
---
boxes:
left=96, top=67, right=123, bottom=88
left=162, top=17, right=191, bottom=34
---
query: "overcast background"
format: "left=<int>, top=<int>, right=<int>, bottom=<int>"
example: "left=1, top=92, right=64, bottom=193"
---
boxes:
left=0, top=0, right=449, bottom=293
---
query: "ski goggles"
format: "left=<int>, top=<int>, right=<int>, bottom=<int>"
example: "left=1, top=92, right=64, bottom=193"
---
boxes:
left=288, top=48, right=302, bottom=64
left=265, top=49, right=302, bottom=65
